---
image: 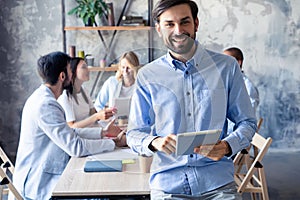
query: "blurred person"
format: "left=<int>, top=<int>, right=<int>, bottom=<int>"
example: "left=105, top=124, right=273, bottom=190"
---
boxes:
left=224, top=47, right=260, bottom=133
left=13, top=51, right=126, bottom=199
left=223, top=47, right=260, bottom=113
left=58, top=57, right=116, bottom=128
left=94, top=51, right=140, bottom=111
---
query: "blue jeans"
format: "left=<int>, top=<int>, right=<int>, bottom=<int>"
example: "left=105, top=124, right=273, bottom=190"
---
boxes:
left=151, top=182, right=242, bottom=200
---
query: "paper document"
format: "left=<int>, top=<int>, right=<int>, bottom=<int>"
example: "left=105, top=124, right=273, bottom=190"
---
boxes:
left=113, top=97, right=131, bottom=118
left=87, top=148, right=139, bottom=161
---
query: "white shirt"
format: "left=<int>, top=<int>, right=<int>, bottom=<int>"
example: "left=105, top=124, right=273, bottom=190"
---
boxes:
left=119, top=84, right=135, bottom=98
left=58, top=86, right=94, bottom=122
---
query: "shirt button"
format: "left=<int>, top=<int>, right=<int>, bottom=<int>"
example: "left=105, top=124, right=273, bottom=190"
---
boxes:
left=187, top=92, right=190, bottom=96
left=188, top=113, right=191, bottom=116
left=190, top=154, right=193, bottom=158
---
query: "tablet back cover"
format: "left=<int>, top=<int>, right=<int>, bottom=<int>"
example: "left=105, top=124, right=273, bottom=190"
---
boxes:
left=176, top=129, right=222, bottom=156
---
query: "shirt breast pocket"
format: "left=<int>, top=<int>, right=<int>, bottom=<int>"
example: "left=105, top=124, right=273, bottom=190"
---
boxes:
left=195, top=89, right=226, bottom=128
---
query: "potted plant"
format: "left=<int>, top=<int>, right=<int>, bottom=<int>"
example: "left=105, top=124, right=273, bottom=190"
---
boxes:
left=68, top=0, right=108, bottom=26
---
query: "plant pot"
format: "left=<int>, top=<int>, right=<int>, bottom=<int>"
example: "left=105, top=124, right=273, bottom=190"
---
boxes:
left=85, top=18, right=93, bottom=26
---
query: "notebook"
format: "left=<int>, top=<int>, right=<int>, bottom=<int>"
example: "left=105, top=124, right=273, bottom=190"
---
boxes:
left=175, top=129, right=222, bottom=156
left=84, top=160, right=123, bottom=172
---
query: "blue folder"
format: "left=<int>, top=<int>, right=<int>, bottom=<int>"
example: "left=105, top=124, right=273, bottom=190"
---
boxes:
left=84, top=160, right=123, bottom=172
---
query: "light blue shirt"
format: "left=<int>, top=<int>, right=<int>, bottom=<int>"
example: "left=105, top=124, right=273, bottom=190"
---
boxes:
left=13, top=84, right=115, bottom=199
left=94, top=76, right=121, bottom=111
left=127, top=44, right=257, bottom=195
left=243, top=73, right=260, bottom=113
left=228, top=73, right=260, bottom=133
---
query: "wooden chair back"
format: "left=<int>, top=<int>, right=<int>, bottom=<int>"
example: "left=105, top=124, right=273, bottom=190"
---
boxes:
left=234, top=133, right=272, bottom=200
left=0, top=146, right=14, bottom=174
left=0, top=146, right=23, bottom=200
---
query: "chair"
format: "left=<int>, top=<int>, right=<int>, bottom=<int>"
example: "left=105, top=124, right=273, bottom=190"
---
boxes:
left=256, top=118, right=263, bottom=132
left=0, top=146, right=23, bottom=200
left=233, top=117, right=264, bottom=171
left=233, top=133, right=272, bottom=200
left=0, top=146, right=14, bottom=174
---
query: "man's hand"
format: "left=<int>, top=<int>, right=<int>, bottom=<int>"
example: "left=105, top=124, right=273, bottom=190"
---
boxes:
left=112, top=129, right=127, bottom=147
left=150, top=134, right=177, bottom=154
left=194, top=140, right=230, bottom=161
left=102, top=119, right=121, bottom=137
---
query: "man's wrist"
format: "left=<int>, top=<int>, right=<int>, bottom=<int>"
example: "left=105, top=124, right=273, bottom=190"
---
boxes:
left=223, top=140, right=232, bottom=157
left=148, top=137, right=159, bottom=152
left=148, top=143, right=157, bottom=152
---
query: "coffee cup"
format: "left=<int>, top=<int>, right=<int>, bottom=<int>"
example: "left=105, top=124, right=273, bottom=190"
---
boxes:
left=139, top=155, right=153, bottom=173
left=86, top=56, right=94, bottom=67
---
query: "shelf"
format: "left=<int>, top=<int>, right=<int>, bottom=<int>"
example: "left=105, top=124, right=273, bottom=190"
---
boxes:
left=64, top=26, right=152, bottom=31
left=88, top=66, right=118, bottom=72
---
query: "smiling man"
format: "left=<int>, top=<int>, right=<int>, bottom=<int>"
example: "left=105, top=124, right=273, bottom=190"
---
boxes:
left=126, top=0, right=257, bottom=199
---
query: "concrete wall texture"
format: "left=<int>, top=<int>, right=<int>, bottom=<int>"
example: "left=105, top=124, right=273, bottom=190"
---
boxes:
left=0, top=0, right=299, bottom=162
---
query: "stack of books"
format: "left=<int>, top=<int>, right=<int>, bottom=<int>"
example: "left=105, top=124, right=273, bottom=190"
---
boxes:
left=121, top=15, right=145, bottom=26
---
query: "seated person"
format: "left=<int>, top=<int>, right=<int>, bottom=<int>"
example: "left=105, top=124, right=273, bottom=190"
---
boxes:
left=223, top=47, right=260, bottom=112
left=58, top=57, right=116, bottom=128
left=223, top=47, right=260, bottom=133
left=94, top=51, right=140, bottom=112
left=13, top=51, right=126, bottom=199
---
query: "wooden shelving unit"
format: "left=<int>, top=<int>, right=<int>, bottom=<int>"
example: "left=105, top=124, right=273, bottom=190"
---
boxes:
left=88, top=66, right=118, bottom=72
left=64, top=26, right=152, bottom=31
left=61, top=0, right=154, bottom=96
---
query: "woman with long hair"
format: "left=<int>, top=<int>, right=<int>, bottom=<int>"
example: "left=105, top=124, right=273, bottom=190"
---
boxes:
left=94, top=51, right=140, bottom=111
left=58, top=57, right=118, bottom=129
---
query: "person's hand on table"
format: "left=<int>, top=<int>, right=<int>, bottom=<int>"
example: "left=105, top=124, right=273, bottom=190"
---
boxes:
left=149, top=134, right=177, bottom=154
left=102, top=119, right=121, bottom=137
left=193, top=140, right=231, bottom=161
left=112, top=129, right=127, bottom=147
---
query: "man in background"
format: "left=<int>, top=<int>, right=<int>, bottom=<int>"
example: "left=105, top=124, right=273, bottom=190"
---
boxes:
left=224, top=47, right=260, bottom=133
left=13, top=51, right=126, bottom=199
left=223, top=47, right=260, bottom=113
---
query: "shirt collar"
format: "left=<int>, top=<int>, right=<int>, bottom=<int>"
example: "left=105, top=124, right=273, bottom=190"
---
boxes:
left=166, top=41, right=199, bottom=71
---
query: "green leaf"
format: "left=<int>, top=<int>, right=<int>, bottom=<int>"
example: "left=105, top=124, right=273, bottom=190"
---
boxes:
left=68, top=0, right=108, bottom=24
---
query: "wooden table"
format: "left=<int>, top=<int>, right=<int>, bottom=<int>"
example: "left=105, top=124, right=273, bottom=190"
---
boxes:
left=52, top=148, right=150, bottom=199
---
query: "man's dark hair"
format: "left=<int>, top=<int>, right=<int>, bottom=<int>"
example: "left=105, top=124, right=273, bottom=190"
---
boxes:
left=224, top=47, right=244, bottom=68
left=224, top=47, right=244, bottom=62
left=37, top=51, right=71, bottom=85
left=152, top=0, right=198, bottom=23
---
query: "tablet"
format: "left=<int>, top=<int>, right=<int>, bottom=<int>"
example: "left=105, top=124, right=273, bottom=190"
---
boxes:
left=113, top=97, right=131, bottom=118
left=175, top=129, right=222, bottom=156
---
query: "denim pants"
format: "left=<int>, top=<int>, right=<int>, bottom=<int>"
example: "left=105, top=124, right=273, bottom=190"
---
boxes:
left=150, top=182, right=242, bottom=200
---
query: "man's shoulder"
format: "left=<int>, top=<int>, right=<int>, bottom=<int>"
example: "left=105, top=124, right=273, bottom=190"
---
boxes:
left=26, top=85, right=58, bottom=108
left=140, top=55, right=167, bottom=71
left=204, top=48, right=235, bottom=62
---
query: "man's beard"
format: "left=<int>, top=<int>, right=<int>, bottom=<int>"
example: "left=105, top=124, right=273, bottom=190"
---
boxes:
left=167, top=33, right=195, bottom=55
left=63, top=79, right=73, bottom=95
